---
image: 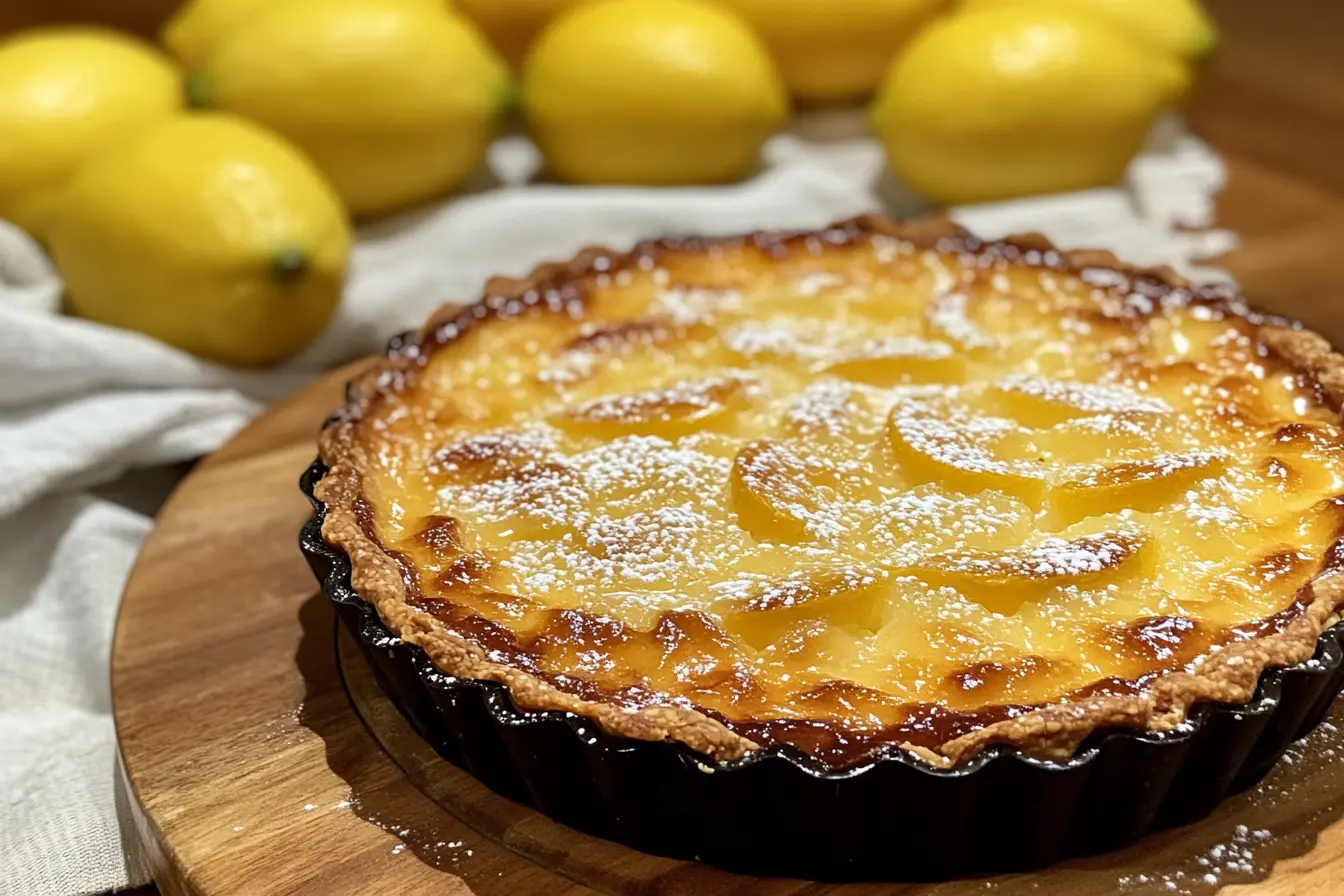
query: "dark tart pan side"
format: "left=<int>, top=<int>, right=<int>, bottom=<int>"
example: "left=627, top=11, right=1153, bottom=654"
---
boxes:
left=301, top=458, right=1344, bottom=881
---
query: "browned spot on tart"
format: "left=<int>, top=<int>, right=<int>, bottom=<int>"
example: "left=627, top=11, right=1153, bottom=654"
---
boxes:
left=1101, top=616, right=1211, bottom=674
left=415, top=515, right=467, bottom=554
left=944, top=655, right=1072, bottom=706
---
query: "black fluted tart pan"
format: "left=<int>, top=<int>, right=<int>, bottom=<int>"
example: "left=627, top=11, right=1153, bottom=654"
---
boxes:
left=300, top=458, right=1344, bottom=881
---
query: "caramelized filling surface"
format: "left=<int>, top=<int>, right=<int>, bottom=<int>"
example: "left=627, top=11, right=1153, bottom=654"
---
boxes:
left=349, top=234, right=1344, bottom=764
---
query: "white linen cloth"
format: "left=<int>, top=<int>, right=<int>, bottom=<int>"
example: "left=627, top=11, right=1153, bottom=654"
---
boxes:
left=0, top=116, right=1233, bottom=895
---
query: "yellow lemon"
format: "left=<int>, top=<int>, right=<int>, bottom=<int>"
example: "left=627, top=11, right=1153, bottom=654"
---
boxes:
left=714, top=0, right=949, bottom=105
left=50, top=114, right=350, bottom=367
left=523, top=0, right=788, bottom=185
left=871, top=7, right=1189, bottom=206
left=162, top=0, right=456, bottom=70
left=455, top=0, right=584, bottom=68
left=191, top=0, right=509, bottom=217
left=961, top=0, right=1218, bottom=64
left=0, top=28, right=181, bottom=241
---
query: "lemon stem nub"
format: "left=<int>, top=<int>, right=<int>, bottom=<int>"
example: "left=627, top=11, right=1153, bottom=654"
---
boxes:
left=272, top=248, right=309, bottom=282
left=184, top=70, right=214, bottom=108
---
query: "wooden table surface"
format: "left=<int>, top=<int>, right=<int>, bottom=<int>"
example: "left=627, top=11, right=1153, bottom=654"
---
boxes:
left=3, top=1, right=1342, bottom=894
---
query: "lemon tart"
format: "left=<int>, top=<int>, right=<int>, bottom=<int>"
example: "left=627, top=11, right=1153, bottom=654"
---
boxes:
left=306, top=216, right=1344, bottom=874
left=314, top=215, right=1344, bottom=773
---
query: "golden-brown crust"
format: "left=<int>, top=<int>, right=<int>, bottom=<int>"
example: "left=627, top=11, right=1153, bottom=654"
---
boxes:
left=315, top=214, right=1344, bottom=768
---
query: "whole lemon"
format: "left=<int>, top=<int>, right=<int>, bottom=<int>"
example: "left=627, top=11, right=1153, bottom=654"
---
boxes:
left=50, top=115, right=351, bottom=367
left=523, top=0, right=788, bottom=185
left=961, top=0, right=1218, bottom=65
left=455, top=0, right=584, bottom=68
left=0, top=28, right=181, bottom=241
left=191, top=0, right=509, bottom=217
left=871, top=7, right=1189, bottom=206
left=714, top=0, right=948, bottom=105
left=162, top=0, right=457, bottom=70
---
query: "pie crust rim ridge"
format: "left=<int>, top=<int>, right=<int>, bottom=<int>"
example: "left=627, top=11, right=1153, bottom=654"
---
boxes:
left=313, top=213, right=1344, bottom=769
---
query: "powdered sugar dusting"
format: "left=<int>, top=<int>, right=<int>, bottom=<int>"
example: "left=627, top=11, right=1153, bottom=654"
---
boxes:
left=941, top=528, right=1148, bottom=580
left=784, top=380, right=865, bottom=436
left=724, top=319, right=954, bottom=379
left=881, top=487, right=1033, bottom=562
left=578, top=435, right=732, bottom=505
left=1060, top=450, right=1221, bottom=489
left=536, top=351, right=597, bottom=386
left=395, top=239, right=1344, bottom=716
left=449, top=459, right=588, bottom=533
left=723, top=319, right=849, bottom=363
left=742, top=565, right=886, bottom=613
left=999, top=373, right=1171, bottom=415
left=852, top=336, right=955, bottom=361
left=652, top=285, right=743, bottom=326
left=891, top=400, right=1031, bottom=477
left=793, top=272, right=846, bottom=296
left=928, top=291, right=998, bottom=350
left=563, top=375, right=750, bottom=425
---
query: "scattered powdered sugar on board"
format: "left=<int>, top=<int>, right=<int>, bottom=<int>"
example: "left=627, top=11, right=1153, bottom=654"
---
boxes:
left=1103, top=718, right=1344, bottom=895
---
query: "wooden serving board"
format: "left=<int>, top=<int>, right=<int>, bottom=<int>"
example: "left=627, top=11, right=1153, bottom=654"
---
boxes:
left=111, top=364, right=1344, bottom=895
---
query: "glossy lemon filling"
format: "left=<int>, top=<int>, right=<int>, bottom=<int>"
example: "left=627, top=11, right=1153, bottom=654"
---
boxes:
left=354, top=238, right=1344, bottom=733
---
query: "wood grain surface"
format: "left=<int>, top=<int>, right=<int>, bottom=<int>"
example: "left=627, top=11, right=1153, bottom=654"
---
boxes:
left=112, top=364, right=1344, bottom=896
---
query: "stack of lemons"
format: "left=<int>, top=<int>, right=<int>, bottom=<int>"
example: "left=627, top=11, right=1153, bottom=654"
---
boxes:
left=0, top=0, right=1216, bottom=367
